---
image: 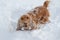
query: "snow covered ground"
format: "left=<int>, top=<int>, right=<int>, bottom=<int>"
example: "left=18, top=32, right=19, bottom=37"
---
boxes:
left=0, top=0, right=60, bottom=40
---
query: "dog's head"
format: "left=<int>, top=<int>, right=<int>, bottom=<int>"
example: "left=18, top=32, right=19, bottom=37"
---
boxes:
left=16, top=15, right=32, bottom=30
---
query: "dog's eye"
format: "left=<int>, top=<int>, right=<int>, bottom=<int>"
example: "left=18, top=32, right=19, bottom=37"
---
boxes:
left=21, top=18, right=24, bottom=20
left=26, top=17, right=29, bottom=19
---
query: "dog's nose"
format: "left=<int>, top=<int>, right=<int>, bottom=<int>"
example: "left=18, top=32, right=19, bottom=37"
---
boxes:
left=24, top=23, right=27, bottom=24
left=24, top=23, right=27, bottom=27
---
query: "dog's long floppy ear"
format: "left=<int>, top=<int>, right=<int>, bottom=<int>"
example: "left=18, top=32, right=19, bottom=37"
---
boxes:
left=43, top=0, right=50, bottom=8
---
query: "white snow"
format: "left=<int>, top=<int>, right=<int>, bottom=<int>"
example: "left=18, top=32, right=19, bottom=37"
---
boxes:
left=0, top=0, right=60, bottom=40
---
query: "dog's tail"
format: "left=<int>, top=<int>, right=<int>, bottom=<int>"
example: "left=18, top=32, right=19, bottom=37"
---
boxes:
left=43, top=0, right=50, bottom=8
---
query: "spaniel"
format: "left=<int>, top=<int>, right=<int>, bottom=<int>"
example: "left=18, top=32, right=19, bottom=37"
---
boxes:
left=16, top=0, right=50, bottom=31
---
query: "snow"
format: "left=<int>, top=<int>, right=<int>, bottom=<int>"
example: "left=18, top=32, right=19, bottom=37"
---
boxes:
left=0, top=0, right=60, bottom=40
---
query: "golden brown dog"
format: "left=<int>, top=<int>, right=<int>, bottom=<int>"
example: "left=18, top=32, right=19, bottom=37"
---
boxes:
left=16, top=0, right=50, bottom=31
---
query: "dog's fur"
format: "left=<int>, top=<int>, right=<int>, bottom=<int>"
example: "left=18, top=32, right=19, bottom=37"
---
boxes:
left=16, top=0, right=50, bottom=31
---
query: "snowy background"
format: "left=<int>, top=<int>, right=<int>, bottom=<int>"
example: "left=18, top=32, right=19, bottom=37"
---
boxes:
left=0, top=0, right=60, bottom=40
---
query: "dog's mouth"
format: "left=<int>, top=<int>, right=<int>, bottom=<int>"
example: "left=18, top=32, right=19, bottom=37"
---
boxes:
left=16, top=23, right=30, bottom=31
left=23, top=23, right=27, bottom=27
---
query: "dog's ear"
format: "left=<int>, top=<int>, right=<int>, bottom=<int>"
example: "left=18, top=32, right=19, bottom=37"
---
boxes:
left=43, top=0, right=50, bottom=8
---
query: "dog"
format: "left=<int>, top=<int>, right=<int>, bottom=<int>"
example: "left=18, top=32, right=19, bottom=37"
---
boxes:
left=16, top=0, right=50, bottom=31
